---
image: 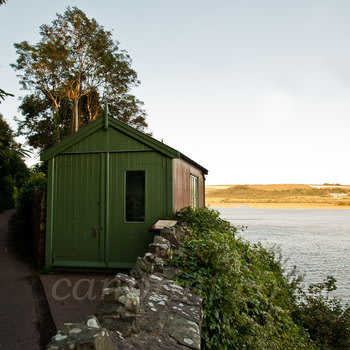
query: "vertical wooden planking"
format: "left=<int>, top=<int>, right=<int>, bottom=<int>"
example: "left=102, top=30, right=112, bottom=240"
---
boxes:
left=166, top=157, right=173, bottom=216
left=44, top=117, right=208, bottom=269
left=45, top=158, right=54, bottom=268
left=99, top=153, right=106, bottom=263
left=173, top=158, right=206, bottom=211
left=105, top=152, right=109, bottom=265
left=107, top=151, right=167, bottom=267
left=51, top=153, right=102, bottom=266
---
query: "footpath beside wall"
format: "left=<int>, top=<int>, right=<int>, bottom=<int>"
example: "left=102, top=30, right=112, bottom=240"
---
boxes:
left=46, top=224, right=202, bottom=350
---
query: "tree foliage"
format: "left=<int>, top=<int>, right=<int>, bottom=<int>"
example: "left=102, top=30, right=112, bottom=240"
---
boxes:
left=12, top=6, right=148, bottom=153
left=0, top=114, right=29, bottom=210
left=0, top=88, right=14, bottom=103
left=294, top=276, right=350, bottom=349
left=16, top=171, right=47, bottom=231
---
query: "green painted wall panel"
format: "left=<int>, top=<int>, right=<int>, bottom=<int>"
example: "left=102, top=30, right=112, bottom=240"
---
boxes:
left=107, top=151, right=167, bottom=266
left=63, top=127, right=151, bottom=154
left=46, top=124, right=175, bottom=269
left=52, top=153, right=105, bottom=266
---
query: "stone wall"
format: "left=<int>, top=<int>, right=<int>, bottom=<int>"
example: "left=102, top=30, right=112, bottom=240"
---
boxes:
left=46, top=224, right=202, bottom=350
left=32, top=190, right=46, bottom=268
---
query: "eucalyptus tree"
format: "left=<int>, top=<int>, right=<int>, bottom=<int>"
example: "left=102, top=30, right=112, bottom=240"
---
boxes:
left=12, top=6, right=148, bottom=152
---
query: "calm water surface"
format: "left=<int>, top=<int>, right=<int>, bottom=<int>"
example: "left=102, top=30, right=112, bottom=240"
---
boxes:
left=216, top=208, right=350, bottom=303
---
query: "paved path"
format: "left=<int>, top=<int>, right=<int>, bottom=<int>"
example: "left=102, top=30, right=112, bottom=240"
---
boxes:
left=40, top=273, right=114, bottom=327
left=0, top=210, right=54, bottom=350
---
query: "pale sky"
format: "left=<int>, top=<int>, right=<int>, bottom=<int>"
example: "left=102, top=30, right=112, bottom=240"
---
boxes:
left=1, top=0, right=350, bottom=185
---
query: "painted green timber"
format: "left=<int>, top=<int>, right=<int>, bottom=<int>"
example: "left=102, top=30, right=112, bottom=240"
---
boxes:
left=45, top=158, right=54, bottom=268
left=100, top=154, right=106, bottom=262
left=166, top=157, right=174, bottom=216
left=41, top=118, right=104, bottom=161
left=108, top=117, right=179, bottom=158
left=51, top=153, right=104, bottom=267
left=105, top=152, right=110, bottom=266
left=43, top=116, right=182, bottom=269
left=64, top=128, right=152, bottom=154
left=107, top=151, right=167, bottom=267
left=41, top=116, right=180, bottom=161
left=53, top=261, right=107, bottom=268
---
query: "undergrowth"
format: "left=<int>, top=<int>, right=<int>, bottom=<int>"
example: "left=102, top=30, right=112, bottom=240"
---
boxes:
left=170, top=207, right=350, bottom=349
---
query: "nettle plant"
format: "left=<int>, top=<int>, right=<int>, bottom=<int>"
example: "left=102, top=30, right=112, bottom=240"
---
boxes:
left=171, top=207, right=314, bottom=350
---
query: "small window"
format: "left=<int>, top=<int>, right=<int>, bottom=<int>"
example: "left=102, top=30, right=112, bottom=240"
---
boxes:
left=190, top=175, right=199, bottom=208
left=125, top=171, right=145, bottom=222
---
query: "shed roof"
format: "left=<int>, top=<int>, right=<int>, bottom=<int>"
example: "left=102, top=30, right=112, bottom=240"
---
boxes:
left=41, top=115, right=208, bottom=174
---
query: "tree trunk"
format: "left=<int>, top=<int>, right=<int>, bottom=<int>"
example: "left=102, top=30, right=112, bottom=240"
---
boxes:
left=52, top=105, right=60, bottom=143
left=73, top=98, right=79, bottom=132
left=55, top=108, right=60, bottom=142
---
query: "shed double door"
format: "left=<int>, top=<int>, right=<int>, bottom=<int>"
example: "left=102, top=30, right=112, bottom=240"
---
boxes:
left=51, top=152, right=167, bottom=268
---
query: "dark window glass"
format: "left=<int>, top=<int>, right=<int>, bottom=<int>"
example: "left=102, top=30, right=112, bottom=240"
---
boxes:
left=125, top=171, right=145, bottom=222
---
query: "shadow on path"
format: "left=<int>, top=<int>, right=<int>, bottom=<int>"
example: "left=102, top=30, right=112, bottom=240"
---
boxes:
left=0, top=209, right=55, bottom=349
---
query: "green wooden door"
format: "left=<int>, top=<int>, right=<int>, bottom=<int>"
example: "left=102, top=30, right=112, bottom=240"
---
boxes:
left=52, top=154, right=105, bottom=267
left=107, top=152, right=167, bottom=268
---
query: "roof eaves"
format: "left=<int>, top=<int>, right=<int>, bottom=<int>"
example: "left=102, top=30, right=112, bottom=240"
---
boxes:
left=180, top=153, right=208, bottom=174
left=108, top=116, right=180, bottom=158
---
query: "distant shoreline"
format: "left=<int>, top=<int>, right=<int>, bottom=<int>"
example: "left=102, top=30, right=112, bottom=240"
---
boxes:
left=206, top=184, right=350, bottom=210
left=206, top=202, right=350, bottom=209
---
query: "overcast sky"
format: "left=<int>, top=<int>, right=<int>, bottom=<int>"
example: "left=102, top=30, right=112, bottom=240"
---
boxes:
left=1, top=0, right=350, bottom=185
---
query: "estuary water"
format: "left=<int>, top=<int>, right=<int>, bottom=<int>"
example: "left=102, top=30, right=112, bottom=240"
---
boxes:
left=216, top=207, right=350, bottom=304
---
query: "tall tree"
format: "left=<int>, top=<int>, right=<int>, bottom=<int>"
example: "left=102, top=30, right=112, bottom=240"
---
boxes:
left=12, top=6, right=148, bottom=152
left=0, top=114, right=29, bottom=209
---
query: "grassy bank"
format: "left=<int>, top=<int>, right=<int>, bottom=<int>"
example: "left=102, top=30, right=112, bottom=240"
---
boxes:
left=206, top=184, right=350, bottom=209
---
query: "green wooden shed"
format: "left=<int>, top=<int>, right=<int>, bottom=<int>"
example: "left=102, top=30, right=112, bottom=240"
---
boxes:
left=41, top=112, right=208, bottom=269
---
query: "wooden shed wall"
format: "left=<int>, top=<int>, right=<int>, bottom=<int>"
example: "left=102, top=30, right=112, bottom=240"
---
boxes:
left=173, top=158, right=205, bottom=212
left=45, top=124, right=173, bottom=269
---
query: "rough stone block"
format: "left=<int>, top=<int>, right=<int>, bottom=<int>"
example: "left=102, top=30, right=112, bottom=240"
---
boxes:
left=99, top=314, right=138, bottom=337
left=117, top=286, right=140, bottom=313
left=137, top=256, right=154, bottom=273
left=95, top=304, right=121, bottom=318
left=114, top=273, right=138, bottom=289
left=153, top=235, right=171, bottom=247
left=46, top=316, right=113, bottom=350
left=144, top=252, right=156, bottom=263
left=170, top=300, right=202, bottom=323
left=101, top=286, right=140, bottom=314
left=154, top=260, right=165, bottom=273
left=164, top=316, right=200, bottom=350
left=160, top=227, right=181, bottom=249
left=101, top=288, right=118, bottom=305
left=148, top=243, right=170, bottom=258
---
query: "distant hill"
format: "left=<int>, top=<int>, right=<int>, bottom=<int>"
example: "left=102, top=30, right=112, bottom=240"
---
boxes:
left=206, top=184, right=350, bottom=209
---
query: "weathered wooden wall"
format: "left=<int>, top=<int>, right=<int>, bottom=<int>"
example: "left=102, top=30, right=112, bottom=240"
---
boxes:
left=173, top=158, right=205, bottom=212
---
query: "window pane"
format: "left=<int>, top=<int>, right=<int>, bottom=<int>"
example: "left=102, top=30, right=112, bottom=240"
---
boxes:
left=190, top=175, right=199, bottom=208
left=126, top=171, right=145, bottom=222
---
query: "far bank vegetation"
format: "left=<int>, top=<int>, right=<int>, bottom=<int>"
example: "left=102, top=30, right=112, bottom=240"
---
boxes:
left=206, top=184, right=350, bottom=207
